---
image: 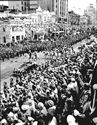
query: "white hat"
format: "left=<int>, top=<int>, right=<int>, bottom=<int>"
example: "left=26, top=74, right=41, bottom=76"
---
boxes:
left=8, top=112, right=14, bottom=117
left=38, top=102, right=44, bottom=109
left=67, top=83, right=74, bottom=89
left=93, top=117, right=97, bottom=124
left=74, top=109, right=80, bottom=116
left=28, top=117, right=34, bottom=121
left=33, top=121, right=38, bottom=125
left=67, top=115, right=75, bottom=124
left=1, top=119, right=7, bottom=124
left=69, top=122, right=78, bottom=125
left=13, top=107, right=19, bottom=112
left=15, top=122, right=24, bottom=125
left=71, top=78, right=75, bottom=82
left=21, top=105, right=30, bottom=110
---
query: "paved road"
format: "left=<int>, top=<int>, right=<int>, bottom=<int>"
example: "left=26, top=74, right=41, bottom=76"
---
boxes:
left=1, top=36, right=96, bottom=91
left=1, top=52, right=46, bottom=90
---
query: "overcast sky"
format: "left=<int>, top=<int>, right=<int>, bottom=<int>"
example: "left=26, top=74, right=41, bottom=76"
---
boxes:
left=68, top=0, right=96, bottom=15
left=0, top=0, right=96, bottom=15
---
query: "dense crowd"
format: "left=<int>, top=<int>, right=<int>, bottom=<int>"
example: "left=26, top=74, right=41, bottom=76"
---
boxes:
left=0, top=26, right=95, bottom=62
left=0, top=27, right=97, bottom=125
left=0, top=25, right=97, bottom=125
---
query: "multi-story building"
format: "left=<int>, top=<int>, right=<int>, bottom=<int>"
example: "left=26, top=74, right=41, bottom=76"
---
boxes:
left=0, top=20, right=10, bottom=44
left=0, top=6, right=56, bottom=43
left=29, top=0, right=39, bottom=12
left=54, top=0, right=68, bottom=30
left=27, top=6, right=56, bottom=38
left=68, top=11, right=80, bottom=26
left=80, top=15, right=89, bottom=26
left=56, top=0, right=68, bottom=18
left=8, top=0, right=30, bottom=12
left=10, top=18, right=25, bottom=42
left=38, top=0, right=55, bottom=12
left=0, top=18, right=25, bottom=44
left=84, top=4, right=96, bottom=26
left=33, top=0, right=68, bottom=25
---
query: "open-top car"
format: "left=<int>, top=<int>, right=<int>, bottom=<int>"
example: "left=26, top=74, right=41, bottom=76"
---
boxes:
left=12, top=62, right=39, bottom=76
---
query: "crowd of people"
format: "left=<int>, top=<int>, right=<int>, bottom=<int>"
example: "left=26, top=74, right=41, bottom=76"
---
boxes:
left=0, top=26, right=95, bottom=62
left=0, top=26, right=97, bottom=125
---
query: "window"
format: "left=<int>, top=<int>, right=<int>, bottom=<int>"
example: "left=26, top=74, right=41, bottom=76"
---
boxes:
left=12, top=27, right=14, bottom=32
left=3, top=27, right=5, bottom=32
left=25, top=2, right=26, bottom=6
left=32, top=31, right=33, bottom=36
left=12, top=36, right=15, bottom=42
left=56, top=11, right=57, bottom=15
left=32, top=18, right=34, bottom=23
left=22, top=35, right=24, bottom=40
left=16, top=36, right=20, bottom=41
left=44, top=16, right=46, bottom=21
left=21, top=6, right=23, bottom=11
left=3, top=37, right=6, bottom=43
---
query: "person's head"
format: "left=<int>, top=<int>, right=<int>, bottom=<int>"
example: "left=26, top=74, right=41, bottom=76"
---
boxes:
left=4, top=82, right=7, bottom=86
left=37, top=102, right=44, bottom=110
left=37, top=119, right=45, bottom=125
left=10, top=78, right=13, bottom=82
left=67, top=115, right=76, bottom=125
left=1, top=119, right=7, bottom=125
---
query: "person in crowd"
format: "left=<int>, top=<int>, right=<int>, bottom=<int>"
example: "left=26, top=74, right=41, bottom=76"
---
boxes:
left=0, top=26, right=97, bottom=125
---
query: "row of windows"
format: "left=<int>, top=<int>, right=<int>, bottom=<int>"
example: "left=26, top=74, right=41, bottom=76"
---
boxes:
left=12, top=35, right=24, bottom=42
left=3, top=27, right=5, bottom=32
left=21, top=1, right=27, bottom=6
left=3, top=37, right=6, bottom=43
left=2, top=35, right=24, bottom=43
left=60, top=12, right=66, bottom=16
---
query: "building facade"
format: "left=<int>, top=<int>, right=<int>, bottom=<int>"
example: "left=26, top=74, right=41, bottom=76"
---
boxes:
left=10, top=18, right=25, bottom=42
left=33, top=0, right=68, bottom=24
left=29, top=0, right=39, bottom=12
left=38, top=0, right=55, bottom=12
left=8, top=0, right=30, bottom=12
left=80, top=15, right=89, bottom=26
left=84, top=4, right=96, bottom=26
left=68, top=11, right=80, bottom=26
left=0, top=7, right=56, bottom=44
left=0, top=18, right=25, bottom=44
left=27, top=6, right=56, bottom=38
left=53, top=0, right=68, bottom=30
left=0, top=20, right=10, bottom=44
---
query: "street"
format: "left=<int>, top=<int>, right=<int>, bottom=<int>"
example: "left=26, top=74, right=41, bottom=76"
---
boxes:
left=1, top=36, right=96, bottom=91
left=1, top=52, right=46, bottom=90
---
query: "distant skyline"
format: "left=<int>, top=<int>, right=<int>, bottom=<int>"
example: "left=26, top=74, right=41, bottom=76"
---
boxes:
left=68, top=0, right=96, bottom=15
left=0, top=0, right=96, bottom=15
